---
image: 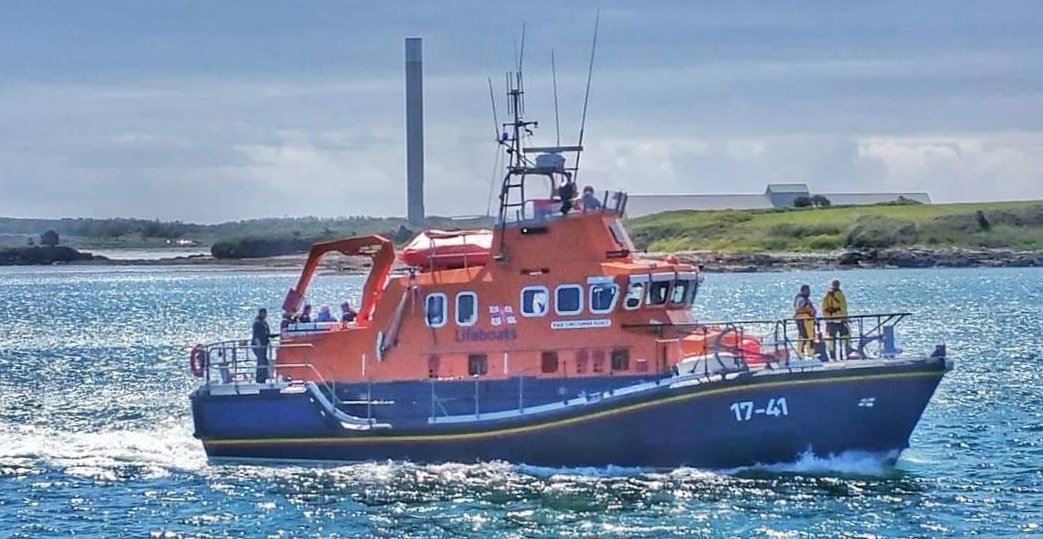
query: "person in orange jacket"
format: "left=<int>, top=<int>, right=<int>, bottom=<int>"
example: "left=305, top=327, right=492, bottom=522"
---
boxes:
left=793, top=284, right=817, bottom=358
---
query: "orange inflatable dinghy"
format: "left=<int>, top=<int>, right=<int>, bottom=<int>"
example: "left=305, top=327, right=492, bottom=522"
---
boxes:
left=399, top=229, right=493, bottom=270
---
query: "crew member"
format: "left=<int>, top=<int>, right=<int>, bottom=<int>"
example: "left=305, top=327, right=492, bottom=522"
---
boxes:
left=558, top=180, right=577, bottom=215
left=793, top=284, right=817, bottom=358
left=251, top=308, right=276, bottom=383
left=822, top=279, right=851, bottom=360
left=341, top=301, right=358, bottom=323
left=581, top=185, right=602, bottom=212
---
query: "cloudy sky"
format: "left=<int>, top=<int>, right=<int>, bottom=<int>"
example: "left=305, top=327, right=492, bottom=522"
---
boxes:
left=1, top=1, right=1041, bottom=222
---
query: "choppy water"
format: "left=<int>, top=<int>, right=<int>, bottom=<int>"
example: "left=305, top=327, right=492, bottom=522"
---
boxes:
left=1, top=265, right=1041, bottom=538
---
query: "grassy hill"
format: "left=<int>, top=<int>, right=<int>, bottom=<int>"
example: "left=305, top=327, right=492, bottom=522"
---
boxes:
left=627, top=200, right=1043, bottom=253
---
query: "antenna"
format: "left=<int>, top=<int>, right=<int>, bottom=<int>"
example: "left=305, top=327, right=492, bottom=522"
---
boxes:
left=488, top=77, right=500, bottom=140
left=574, top=9, right=600, bottom=183
left=551, top=49, right=561, bottom=146
left=517, top=23, right=527, bottom=74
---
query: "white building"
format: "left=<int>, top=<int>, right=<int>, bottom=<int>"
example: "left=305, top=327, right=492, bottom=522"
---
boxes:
left=626, top=183, right=931, bottom=218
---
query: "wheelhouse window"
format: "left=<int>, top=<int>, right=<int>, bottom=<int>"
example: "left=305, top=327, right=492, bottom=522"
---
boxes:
left=624, top=278, right=647, bottom=310
left=589, top=281, right=619, bottom=314
left=647, top=280, right=671, bottom=306
left=670, top=280, right=690, bottom=306
left=456, top=292, right=477, bottom=326
left=520, top=286, right=549, bottom=317
left=425, top=293, right=447, bottom=328
left=555, top=284, right=583, bottom=315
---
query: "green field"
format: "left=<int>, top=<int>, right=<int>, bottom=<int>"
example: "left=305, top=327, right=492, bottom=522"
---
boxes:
left=626, top=200, right=1043, bottom=253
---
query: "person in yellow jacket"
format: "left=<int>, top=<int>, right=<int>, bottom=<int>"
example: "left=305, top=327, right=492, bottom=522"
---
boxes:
left=822, top=279, right=851, bottom=360
left=793, top=284, right=817, bottom=358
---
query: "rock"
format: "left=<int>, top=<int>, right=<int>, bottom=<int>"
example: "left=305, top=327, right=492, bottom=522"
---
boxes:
left=837, top=251, right=863, bottom=266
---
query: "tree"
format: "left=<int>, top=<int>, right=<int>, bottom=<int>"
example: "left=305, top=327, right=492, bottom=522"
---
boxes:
left=810, top=194, right=832, bottom=208
left=792, top=196, right=813, bottom=208
left=40, top=229, right=59, bottom=247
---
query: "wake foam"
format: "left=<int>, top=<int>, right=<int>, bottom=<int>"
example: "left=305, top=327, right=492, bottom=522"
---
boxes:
left=725, top=449, right=902, bottom=477
left=0, top=418, right=205, bottom=480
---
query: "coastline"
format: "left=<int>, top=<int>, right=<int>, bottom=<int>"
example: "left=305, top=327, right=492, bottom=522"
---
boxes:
left=4, top=247, right=1041, bottom=273
left=640, top=248, right=1043, bottom=272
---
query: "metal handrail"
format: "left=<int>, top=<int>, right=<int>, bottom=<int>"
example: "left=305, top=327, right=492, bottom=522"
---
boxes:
left=200, top=340, right=340, bottom=399
left=623, top=312, right=912, bottom=365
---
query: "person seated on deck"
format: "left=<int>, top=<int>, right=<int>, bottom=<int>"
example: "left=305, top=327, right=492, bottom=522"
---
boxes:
left=557, top=179, right=577, bottom=215
left=340, top=301, right=358, bottom=323
left=580, top=185, right=602, bottom=212
left=298, top=304, right=313, bottom=323
left=279, top=311, right=294, bottom=331
left=315, top=304, right=335, bottom=323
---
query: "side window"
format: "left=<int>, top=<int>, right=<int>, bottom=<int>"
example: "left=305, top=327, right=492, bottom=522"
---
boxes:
left=611, top=348, right=630, bottom=371
left=468, top=354, right=488, bottom=376
left=624, top=281, right=645, bottom=310
left=456, top=292, right=477, bottom=326
left=589, top=283, right=619, bottom=314
left=670, top=280, right=690, bottom=305
left=520, top=286, right=549, bottom=317
left=555, top=284, right=583, bottom=315
left=647, top=281, right=671, bottom=306
left=541, top=351, right=559, bottom=373
left=425, top=293, right=447, bottom=328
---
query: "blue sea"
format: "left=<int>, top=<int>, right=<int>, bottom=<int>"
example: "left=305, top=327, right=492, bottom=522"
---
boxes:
left=1, top=265, right=1042, bottom=538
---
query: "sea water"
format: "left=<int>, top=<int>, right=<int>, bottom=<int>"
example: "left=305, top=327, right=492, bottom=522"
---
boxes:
left=1, top=265, right=1041, bottom=538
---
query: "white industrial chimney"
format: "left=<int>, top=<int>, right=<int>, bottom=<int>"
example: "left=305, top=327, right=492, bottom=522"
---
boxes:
left=405, top=37, right=425, bottom=223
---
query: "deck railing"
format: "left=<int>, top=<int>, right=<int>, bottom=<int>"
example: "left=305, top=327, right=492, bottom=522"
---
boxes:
left=197, top=339, right=337, bottom=395
left=625, top=312, right=915, bottom=367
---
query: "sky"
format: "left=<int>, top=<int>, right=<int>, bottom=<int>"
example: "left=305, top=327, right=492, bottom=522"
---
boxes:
left=1, top=0, right=1042, bottom=222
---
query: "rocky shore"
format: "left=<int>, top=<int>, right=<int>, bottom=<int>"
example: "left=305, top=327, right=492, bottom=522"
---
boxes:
left=6, top=246, right=1043, bottom=273
left=642, top=248, right=1043, bottom=272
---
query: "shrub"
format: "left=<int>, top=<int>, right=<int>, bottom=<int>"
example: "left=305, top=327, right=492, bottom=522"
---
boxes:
left=792, top=196, right=813, bottom=208
left=40, top=230, right=59, bottom=247
left=844, top=217, right=918, bottom=248
left=810, top=195, right=832, bottom=208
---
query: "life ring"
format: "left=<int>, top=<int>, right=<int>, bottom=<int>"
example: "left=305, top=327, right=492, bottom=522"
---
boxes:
left=189, top=345, right=209, bottom=377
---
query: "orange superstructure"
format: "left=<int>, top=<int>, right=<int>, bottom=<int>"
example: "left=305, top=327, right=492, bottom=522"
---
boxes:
left=276, top=201, right=718, bottom=384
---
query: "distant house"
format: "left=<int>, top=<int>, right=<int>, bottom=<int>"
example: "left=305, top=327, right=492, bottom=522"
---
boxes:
left=626, top=183, right=931, bottom=218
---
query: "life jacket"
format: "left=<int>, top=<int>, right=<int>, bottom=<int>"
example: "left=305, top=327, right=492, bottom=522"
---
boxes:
left=822, top=290, right=848, bottom=318
left=793, top=294, right=816, bottom=318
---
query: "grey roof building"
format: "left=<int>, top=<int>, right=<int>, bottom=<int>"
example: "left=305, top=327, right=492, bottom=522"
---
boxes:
left=626, top=183, right=931, bottom=218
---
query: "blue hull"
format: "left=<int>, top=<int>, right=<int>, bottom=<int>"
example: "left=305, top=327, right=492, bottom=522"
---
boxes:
left=192, top=361, right=947, bottom=469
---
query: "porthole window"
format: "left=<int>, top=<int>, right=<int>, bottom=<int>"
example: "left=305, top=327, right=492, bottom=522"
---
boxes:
left=456, top=292, right=477, bottom=326
left=555, top=284, right=583, bottom=315
left=520, top=286, right=549, bottom=317
left=624, top=277, right=647, bottom=310
left=589, top=282, right=619, bottom=313
left=425, top=293, right=447, bottom=328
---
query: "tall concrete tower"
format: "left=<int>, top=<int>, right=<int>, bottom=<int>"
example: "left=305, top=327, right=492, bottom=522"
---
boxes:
left=405, top=37, right=425, bottom=223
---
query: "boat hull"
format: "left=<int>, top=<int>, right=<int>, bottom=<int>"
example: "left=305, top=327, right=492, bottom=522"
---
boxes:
left=192, top=360, right=948, bottom=469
